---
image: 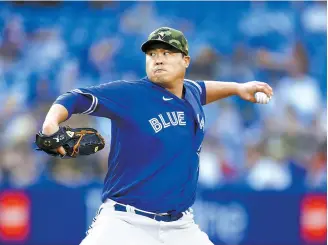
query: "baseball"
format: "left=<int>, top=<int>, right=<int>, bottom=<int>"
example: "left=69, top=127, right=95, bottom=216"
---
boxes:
left=254, top=92, right=271, bottom=104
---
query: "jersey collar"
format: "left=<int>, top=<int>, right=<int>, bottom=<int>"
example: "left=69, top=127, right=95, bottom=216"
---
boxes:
left=142, top=76, right=187, bottom=101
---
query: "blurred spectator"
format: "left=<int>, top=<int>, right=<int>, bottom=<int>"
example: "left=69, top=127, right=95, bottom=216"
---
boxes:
left=199, top=135, right=239, bottom=188
left=306, top=139, right=327, bottom=190
left=88, top=37, right=122, bottom=81
left=89, top=1, right=118, bottom=10
left=57, top=59, right=80, bottom=94
left=27, top=28, right=66, bottom=72
left=1, top=141, right=41, bottom=188
left=274, top=41, right=323, bottom=126
left=228, top=43, right=255, bottom=82
left=188, top=45, right=220, bottom=80
left=301, top=1, right=327, bottom=34
left=0, top=15, right=25, bottom=67
left=245, top=137, right=292, bottom=191
left=208, top=100, right=244, bottom=166
left=120, top=2, right=169, bottom=37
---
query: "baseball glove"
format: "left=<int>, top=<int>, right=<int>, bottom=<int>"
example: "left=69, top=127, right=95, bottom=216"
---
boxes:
left=35, top=126, right=105, bottom=158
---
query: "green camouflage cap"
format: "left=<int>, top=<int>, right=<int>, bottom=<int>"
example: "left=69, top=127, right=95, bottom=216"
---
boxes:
left=141, top=27, right=189, bottom=56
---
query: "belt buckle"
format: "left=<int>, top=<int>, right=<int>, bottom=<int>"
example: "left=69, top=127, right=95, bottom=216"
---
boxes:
left=153, top=212, right=167, bottom=221
left=153, top=213, right=163, bottom=220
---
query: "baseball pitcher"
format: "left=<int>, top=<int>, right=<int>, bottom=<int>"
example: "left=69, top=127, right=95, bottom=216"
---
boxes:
left=36, top=27, right=273, bottom=245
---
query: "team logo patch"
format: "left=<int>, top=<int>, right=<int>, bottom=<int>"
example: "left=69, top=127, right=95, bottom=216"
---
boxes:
left=66, top=131, right=74, bottom=137
left=158, top=31, right=166, bottom=40
left=197, top=114, right=205, bottom=131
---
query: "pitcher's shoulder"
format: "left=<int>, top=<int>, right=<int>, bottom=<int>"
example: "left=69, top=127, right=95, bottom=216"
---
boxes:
left=184, top=79, right=204, bottom=95
left=97, top=79, right=148, bottom=89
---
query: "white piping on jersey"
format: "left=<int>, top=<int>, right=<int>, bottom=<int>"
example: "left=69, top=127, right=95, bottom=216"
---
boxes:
left=87, top=96, right=98, bottom=114
left=71, top=89, right=98, bottom=115
left=184, top=79, right=202, bottom=94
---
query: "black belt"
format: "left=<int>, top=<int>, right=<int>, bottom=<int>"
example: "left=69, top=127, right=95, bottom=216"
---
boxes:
left=114, top=203, right=183, bottom=222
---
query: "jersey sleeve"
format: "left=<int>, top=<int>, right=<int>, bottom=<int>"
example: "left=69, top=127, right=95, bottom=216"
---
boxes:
left=184, top=79, right=207, bottom=105
left=54, top=80, right=133, bottom=121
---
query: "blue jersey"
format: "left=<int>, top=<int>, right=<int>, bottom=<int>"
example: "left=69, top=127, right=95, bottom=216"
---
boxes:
left=55, top=77, right=206, bottom=214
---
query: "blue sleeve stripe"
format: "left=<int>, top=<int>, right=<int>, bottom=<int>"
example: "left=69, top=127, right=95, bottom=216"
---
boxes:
left=71, top=89, right=98, bottom=115
left=184, top=79, right=202, bottom=94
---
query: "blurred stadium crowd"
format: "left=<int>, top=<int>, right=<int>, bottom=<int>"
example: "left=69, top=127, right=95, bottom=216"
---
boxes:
left=0, top=1, right=326, bottom=192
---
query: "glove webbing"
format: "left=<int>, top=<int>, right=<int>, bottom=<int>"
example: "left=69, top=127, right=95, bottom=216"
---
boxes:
left=71, top=130, right=101, bottom=157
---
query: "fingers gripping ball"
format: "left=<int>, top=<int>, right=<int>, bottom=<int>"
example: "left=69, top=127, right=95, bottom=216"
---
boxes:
left=254, top=92, right=271, bottom=104
left=35, top=126, right=105, bottom=158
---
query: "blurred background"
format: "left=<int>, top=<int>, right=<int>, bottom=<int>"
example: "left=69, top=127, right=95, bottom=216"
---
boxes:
left=0, top=1, right=326, bottom=245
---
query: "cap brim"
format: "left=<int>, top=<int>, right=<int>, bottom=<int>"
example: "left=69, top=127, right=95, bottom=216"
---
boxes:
left=141, top=40, right=186, bottom=55
left=141, top=40, right=169, bottom=52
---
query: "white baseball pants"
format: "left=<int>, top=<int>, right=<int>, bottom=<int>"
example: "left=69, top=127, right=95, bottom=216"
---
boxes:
left=79, top=199, right=214, bottom=245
